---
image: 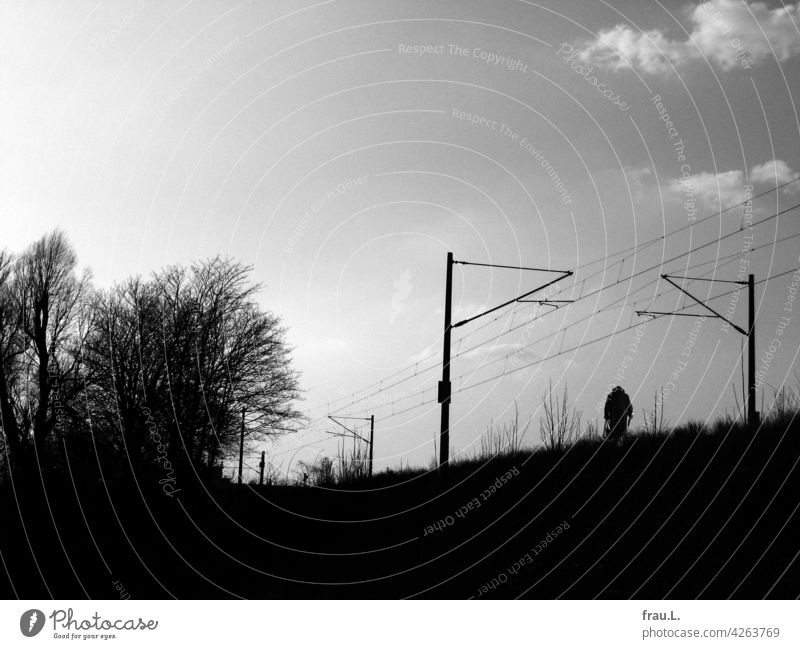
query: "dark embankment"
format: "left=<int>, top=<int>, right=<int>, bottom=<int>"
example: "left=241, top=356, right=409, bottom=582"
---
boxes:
left=2, top=416, right=799, bottom=599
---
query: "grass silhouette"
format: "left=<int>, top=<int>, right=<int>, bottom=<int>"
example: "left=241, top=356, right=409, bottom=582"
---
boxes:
left=1, top=396, right=798, bottom=599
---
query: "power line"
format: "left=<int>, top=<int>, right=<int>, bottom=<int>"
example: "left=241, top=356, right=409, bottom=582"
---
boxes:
left=447, top=203, right=800, bottom=367
left=320, top=204, right=798, bottom=424
left=303, top=178, right=800, bottom=416
left=278, top=263, right=799, bottom=463
left=375, top=245, right=799, bottom=420
left=306, top=192, right=799, bottom=425
left=563, top=176, right=800, bottom=276
left=448, top=250, right=792, bottom=389
left=451, top=265, right=800, bottom=396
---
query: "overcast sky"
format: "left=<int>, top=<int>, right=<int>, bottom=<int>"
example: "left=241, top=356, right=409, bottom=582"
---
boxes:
left=3, top=0, right=800, bottom=476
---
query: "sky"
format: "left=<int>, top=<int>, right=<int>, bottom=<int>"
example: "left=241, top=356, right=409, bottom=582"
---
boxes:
left=2, top=0, right=800, bottom=478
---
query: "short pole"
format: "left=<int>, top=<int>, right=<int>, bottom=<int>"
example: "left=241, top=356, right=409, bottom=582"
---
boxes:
left=368, top=415, right=374, bottom=479
left=748, top=274, right=758, bottom=427
left=438, top=252, right=454, bottom=473
left=238, top=408, right=245, bottom=485
left=259, top=450, right=265, bottom=486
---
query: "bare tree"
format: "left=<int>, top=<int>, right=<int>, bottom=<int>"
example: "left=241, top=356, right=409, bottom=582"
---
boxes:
left=0, top=232, right=91, bottom=465
left=84, top=256, right=302, bottom=481
left=0, top=249, right=24, bottom=459
left=81, top=277, right=165, bottom=467
left=1, top=234, right=301, bottom=483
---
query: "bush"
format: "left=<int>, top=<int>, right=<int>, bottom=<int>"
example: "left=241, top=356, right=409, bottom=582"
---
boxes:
left=539, top=381, right=582, bottom=452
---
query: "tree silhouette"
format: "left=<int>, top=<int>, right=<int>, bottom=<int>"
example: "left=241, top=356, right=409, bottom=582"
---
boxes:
left=83, top=256, right=302, bottom=482
left=0, top=232, right=302, bottom=485
left=0, top=231, right=91, bottom=466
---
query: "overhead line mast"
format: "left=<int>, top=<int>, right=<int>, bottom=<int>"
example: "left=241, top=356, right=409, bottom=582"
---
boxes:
left=438, top=253, right=573, bottom=473
left=637, top=273, right=758, bottom=426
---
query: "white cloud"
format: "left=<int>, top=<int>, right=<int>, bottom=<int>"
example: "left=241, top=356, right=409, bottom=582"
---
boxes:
left=625, top=166, right=654, bottom=186
left=690, top=0, right=800, bottom=69
left=750, top=159, right=800, bottom=185
left=669, top=169, right=745, bottom=207
left=579, top=0, right=800, bottom=74
left=667, top=159, right=800, bottom=207
left=624, top=166, right=656, bottom=200
left=580, top=24, right=691, bottom=73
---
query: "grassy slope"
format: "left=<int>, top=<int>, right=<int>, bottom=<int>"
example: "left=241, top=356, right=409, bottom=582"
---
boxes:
left=1, top=414, right=798, bottom=599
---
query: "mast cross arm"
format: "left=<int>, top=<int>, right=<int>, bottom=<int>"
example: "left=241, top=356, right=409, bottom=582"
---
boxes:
left=661, top=275, right=747, bottom=335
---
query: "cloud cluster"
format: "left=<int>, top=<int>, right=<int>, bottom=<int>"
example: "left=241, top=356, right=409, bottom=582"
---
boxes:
left=679, top=169, right=748, bottom=206
left=750, top=159, right=800, bottom=185
left=667, top=158, right=800, bottom=207
left=580, top=0, right=800, bottom=74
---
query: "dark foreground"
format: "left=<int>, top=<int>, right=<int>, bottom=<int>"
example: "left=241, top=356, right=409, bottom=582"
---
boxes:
left=2, top=417, right=799, bottom=599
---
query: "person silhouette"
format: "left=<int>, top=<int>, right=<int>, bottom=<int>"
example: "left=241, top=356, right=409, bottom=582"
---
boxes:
left=604, top=386, right=633, bottom=445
